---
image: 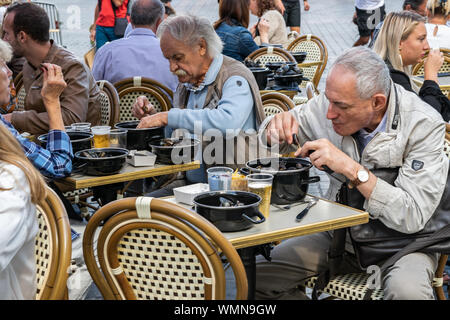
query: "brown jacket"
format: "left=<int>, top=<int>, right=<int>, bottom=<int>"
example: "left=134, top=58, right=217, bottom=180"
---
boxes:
left=174, top=55, right=266, bottom=169
left=11, top=40, right=101, bottom=135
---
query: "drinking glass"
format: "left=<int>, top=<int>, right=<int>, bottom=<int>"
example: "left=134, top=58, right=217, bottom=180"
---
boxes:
left=207, top=167, right=233, bottom=191
left=91, top=125, right=111, bottom=148
left=109, top=129, right=127, bottom=148
left=247, top=173, right=273, bottom=218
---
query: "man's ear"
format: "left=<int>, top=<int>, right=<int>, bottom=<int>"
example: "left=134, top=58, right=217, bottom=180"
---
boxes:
left=17, top=31, right=27, bottom=43
left=198, top=38, right=207, bottom=56
left=372, top=93, right=387, bottom=112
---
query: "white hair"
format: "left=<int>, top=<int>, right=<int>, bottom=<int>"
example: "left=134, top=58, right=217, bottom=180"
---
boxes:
left=157, top=15, right=223, bottom=58
left=330, top=46, right=391, bottom=100
left=0, top=39, right=12, bottom=63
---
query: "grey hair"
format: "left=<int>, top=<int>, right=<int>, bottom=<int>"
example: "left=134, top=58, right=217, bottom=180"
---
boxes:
left=157, top=15, right=223, bottom=58
left=0, top=39, right=12, bottom=63
left=131, top=0, right=164, bottom=27
left=330, top=46, right=391, bottom=100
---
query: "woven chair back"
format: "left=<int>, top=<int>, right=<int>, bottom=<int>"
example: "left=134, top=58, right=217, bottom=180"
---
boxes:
left=35, top=187, right=72, bottom=300
left=97, top=80, right=120, bottom=126
left=114, top=77, right=173, bottom=122
left=246, top=47, right=296, bottom=67
left=287, top=34, right=328, bottom=88
left=83, top=197, right=248, bottom=300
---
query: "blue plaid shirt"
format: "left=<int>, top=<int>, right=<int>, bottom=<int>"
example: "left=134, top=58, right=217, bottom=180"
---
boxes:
left=0, top=114, right=73, bottom=179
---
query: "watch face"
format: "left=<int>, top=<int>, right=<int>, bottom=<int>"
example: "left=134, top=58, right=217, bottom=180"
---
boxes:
left=358, top=169, right=369, bottom=182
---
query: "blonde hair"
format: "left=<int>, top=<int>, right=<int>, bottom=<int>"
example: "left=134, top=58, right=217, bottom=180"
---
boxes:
left=427, top=0, right=450, bottom=16
left=373, top=11, right=426, bottom=75
left=0, top=39, right=12, bottom=63
left=0, top=124, right=46, bottom=204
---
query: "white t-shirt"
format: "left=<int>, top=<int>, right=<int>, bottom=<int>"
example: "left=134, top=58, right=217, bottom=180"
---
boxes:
left=425, top=23, right=450, bottom=50
left=0, top=163, right=38, bottom=300
left=355, top=0, right=385, bottom=10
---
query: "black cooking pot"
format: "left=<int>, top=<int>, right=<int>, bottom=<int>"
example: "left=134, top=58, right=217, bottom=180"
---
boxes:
left=289, top=51, right=307, bottom=63
left=38, top=131, right=93, bottom=154
left=193, top=191, right=265, bottom=232
left=248, top=67, right=272, bottom=90
left=73, top=148, right=129, bottom=176
left=246, top=157, right=320, bottom=205
left=114, top=120, right=164, bottom=150
left=149, top=137, right=200, bottom=165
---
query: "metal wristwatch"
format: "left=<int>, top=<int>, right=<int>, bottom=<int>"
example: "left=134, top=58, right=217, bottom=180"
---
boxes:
left=348, top=167, right=369, bottom=188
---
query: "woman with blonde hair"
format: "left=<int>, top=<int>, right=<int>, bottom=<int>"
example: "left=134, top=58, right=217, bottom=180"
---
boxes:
left=0, top=63, right=47, bottom=299
left=425, top=0, right=450, bottom=49
left=373, top=10, right=449, bottom=121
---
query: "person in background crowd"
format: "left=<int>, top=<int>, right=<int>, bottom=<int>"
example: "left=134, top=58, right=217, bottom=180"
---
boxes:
left=353, top=0, right=386, bottom=46
left=132, top=15, right=266, bottom=196
left=249, top=0, right=289, bottom=47
left=92, top=0, right=131, bottom=51
left=93, top=0, right=178, bottom=95
left=1, top=2, right=102, bottom=135
left=373, top=11, right=449, bottom=121
left=214, top=0, right=270, bottom=62
left=0, top=39, right=72, bottom=179
left=369, top=0, right=428, bottom=48
left=275, top=0, right=310, bottom=36
left=256, top=46, right=447, bottom=300
left=425, top=0, right=450, bottom=49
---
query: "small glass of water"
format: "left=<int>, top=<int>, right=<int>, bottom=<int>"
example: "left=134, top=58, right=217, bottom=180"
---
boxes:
left=207, top=167, right=233, bottom=191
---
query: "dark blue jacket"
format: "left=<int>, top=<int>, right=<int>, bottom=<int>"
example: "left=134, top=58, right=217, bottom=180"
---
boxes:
left=215, top=20, right=259, bottom=62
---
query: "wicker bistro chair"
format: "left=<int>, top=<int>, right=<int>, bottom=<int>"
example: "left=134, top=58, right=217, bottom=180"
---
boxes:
left=287, top=34, right=328, bottom=89
left=246, top=46, right=296, bottom=67
left=261, top=91, right=294, bottom=117
left=412, top=53, right=450, bottom=96
left=35, top=186, right=72, bottom=300
left=97, top=80, right=120, bottom=126
left=83, top=197, right=248, bottom=300
left=113, top=77, right=173, bottom=122
left=13, top=71, right=26, bottom=112
left=305, top=138, right=450, bottom=300
left=84, top=47, right=96, bottom=70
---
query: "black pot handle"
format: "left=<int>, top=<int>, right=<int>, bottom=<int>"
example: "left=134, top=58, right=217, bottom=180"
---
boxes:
left=242, top=211, right=266, bottom=224
left=299, top=176, right=320, bottom=185
left=71, top=161, right=87, bottom=174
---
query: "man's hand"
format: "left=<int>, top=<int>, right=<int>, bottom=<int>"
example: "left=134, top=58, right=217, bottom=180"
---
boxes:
left=41, top=63, right=67, bottom=104
left=132, top=95, right=157, bottom=119
left=266, top=112, right=299, bottom=146
left=303, top=0, right=310, bottom=11
left=295, top=138, right=356, bottom=174
left=136, top=112, right=168, bottom=129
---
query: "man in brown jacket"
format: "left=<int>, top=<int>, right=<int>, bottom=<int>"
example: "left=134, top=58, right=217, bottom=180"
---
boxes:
left=2, top=2, right=101, bottom=135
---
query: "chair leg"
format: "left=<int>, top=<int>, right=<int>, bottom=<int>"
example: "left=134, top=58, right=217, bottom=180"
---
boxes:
left=434, top=254, right=448, bottom=300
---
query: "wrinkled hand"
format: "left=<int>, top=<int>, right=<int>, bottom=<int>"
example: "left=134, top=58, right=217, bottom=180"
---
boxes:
left=304, top=1, right=310, bottom=11
left=296, top=139, right=353, bottom=174
left=41, top=63, right=66, bottom=103
left=266, top=112, right=299, bottom=146
left=136, top=112, right=168, bottom=129
left=132, top=95, right=157, bottom=119
left=424, top=49, right=444, bottom=81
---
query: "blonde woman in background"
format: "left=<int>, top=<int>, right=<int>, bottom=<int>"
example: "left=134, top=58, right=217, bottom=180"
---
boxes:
left=0, top=63, right=47, bottom=299
left=373, top=11, right=449, bottom=121
left=425, top=0, right=450, bottom=49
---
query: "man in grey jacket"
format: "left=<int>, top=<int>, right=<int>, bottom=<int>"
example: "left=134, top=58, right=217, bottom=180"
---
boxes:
left=256, top=46, right=448, bottom=299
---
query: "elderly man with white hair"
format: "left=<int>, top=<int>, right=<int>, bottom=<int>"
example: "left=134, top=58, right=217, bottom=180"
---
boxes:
left=255, top=46, right=448, bottom=300
left=132, top=15, right=265, bottom=194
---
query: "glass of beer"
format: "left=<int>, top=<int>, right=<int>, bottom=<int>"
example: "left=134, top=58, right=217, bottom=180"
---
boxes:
left=247, top=173, right=273, bottom=219
left=91, top=125, right=111, bottom=148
